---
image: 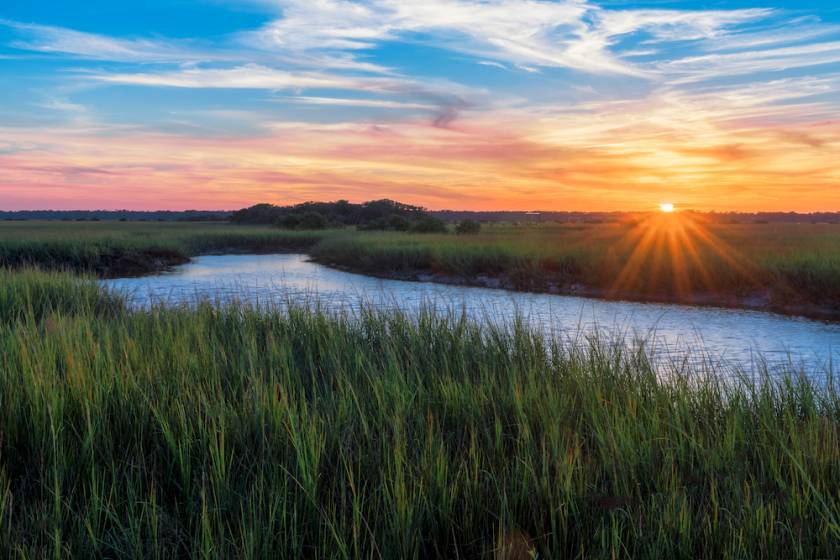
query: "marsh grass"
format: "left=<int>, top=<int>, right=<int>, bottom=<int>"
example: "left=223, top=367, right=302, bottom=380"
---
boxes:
left=0, top=222, right=330, bottom=277
left=1, top=270, right=839, bottom=558
left=310, top=222, right=840, bottom=308
left=0, top=268, right=123, bottom=322
left=4, top=221, right=840, bottom=309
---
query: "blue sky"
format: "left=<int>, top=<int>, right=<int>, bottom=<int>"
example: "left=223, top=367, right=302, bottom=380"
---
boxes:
left=1, top=0, right=839, bottom=210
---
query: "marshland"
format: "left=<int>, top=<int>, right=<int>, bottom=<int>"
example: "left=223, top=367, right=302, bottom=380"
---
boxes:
left=3, top=216, right=840, bottom=317
left=7, top=0, right=840, bottom=555
left=1, top=215, right=840, bottom=558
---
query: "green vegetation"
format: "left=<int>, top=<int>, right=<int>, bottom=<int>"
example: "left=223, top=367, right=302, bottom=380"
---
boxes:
left=0, top=269, right=838, bottom=558
left=0, top=221, right=331, bottom=277
left=3, top=218, right=840, bottom=316
left=455, top=219, right=482, bottom=235
left=309, top=220, right=840, bottom=314
left=233, top=199, right=436, bottom=231
left=276, top=211, right=330, bottom=230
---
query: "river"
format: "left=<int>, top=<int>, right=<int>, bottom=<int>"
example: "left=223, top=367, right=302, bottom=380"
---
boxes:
left=104, top=254, right=840, bottom=377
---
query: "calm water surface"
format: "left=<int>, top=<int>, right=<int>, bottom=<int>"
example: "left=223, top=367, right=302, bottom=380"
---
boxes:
left=104, top=254, right=840, bottom=376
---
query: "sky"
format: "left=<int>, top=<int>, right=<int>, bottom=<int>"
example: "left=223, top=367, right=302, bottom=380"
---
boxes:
left=1, top=0, right=839, bottom=211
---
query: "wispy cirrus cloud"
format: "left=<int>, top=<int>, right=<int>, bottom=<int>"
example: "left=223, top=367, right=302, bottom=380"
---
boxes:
left=593, top=8, right=772, bottom=42
left=663, top=41, right=840, bottom=83
left=88, top=63, right=478, bottom=127
left=90, top=64, right=371, bottom=90
left=284, top=96, right=437, bottom=110
left=244, top=0, right=774, bottom=77
left=246, top=0, right=630, bottom=75
left=0, top=19, right=214, bottom=63
left=6, top=2, right=837, bottom=85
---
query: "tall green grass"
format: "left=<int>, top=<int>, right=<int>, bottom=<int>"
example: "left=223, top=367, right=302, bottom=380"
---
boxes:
left=0, top=222, right=331, bottom=277
left=1, top=270, right=839, bottom=558
left=0, top=268, right=123, bottom=322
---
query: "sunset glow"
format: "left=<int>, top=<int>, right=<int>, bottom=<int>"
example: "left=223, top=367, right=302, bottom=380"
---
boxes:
left=1, top=1, right=839, bottom=211
left=609, top=210, right=758, bottom=301
left=660, top=203, right=675, bottom=213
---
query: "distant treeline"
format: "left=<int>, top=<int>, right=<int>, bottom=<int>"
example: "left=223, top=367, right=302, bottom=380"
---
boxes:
left=433, top=210, right=840, bottom=224
left=3, top=206, right=840, bottom=225
left=231, top=199, right=448, bottom=232
left=0, top=210, right=232, bottom=222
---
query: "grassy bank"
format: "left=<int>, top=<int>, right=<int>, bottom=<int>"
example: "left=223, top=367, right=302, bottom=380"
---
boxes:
left=0, top=270, right=839, bottom=558
left=0, top=222, right=330, bottom=277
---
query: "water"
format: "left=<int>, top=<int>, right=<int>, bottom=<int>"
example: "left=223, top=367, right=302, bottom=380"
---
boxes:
left=104, top=254, right=840, bottom=376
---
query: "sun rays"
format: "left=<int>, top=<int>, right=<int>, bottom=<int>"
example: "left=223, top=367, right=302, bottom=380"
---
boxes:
left=608, top=211, right=759, bottom=301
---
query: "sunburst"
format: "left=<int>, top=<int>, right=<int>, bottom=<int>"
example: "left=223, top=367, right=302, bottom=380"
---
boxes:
left=608, top=211, right=758, bottom=301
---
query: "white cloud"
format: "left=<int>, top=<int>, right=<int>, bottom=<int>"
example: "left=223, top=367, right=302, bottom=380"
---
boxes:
left=6, top=0, right=840, bottom=142
left=91, top=64, right=365, bottom=90
left=41, top=98, right=88, bottom=115
left=664, top=41, right=840, bottom=83
left=701, top=22, right=837, bottom=53
left=594, top=8, right=771, bottom=42
left=8, top=2, right=838, bottom=85
left=246, top=0, right=635, bottom=75
left=88, top=63, right=477, bottom=101
left=285, top=96, right=437, bottom=110
left=1, top=20, right=210, bottom=63
left=477, top=60, right=507, bottom=70
left=89, top=63, right=481, bottom=126
left=244, top=0, right=778, bottom=77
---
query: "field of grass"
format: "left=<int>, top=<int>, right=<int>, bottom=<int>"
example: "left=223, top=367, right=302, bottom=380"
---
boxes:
left=1, top=269, right=839, bottom=558
left=309, top=219, right=840, bottom=313
left=0, top=222, right=332, bottom=277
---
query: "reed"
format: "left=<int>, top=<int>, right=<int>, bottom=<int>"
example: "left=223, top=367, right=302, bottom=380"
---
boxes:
left=309, top=221, right=840, bottom=309
left=0, top=222, right=330, bottom=277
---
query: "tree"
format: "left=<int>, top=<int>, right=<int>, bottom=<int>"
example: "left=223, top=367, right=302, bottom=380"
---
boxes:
left=299, top=212, right=328, bottom=230
left=232, top=203, right=281, bottom=224
left=455, top=219, right=481, bottom=235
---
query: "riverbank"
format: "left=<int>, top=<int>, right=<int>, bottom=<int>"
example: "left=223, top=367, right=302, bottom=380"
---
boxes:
left=104, top=252, right=840, bottom=372
left=1, top=268, right=839, bottom=558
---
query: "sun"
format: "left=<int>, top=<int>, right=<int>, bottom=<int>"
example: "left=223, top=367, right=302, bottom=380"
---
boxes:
left=659, top=202, right=675, bottom=213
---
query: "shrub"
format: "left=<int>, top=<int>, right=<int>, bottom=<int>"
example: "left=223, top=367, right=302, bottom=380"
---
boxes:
left=356, top=214, right=413, bottom=232
left=455, top=220, right=481, bottom=235
left=275, top=214, right=302, bottom=229
left=410, top=216, right=448, bottom=234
